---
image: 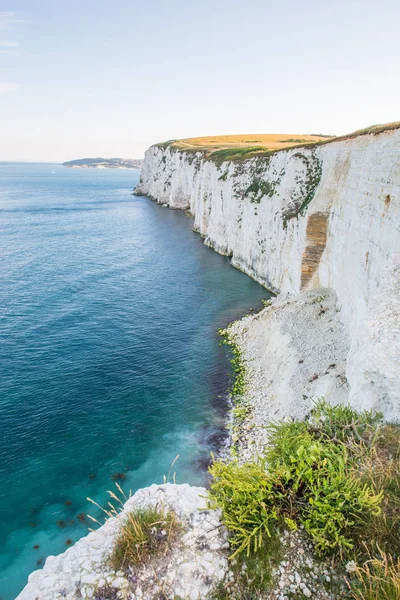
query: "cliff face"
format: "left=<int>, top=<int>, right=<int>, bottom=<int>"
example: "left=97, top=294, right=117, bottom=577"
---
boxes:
left=135, top=130, right=400, bottom=419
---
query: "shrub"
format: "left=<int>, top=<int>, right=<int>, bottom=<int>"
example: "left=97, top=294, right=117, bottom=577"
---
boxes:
left=307, top=400, right=383, bottom=447
left=208, top=457, right=280, bottom=558
left=208, top=401, right=384, bottom=560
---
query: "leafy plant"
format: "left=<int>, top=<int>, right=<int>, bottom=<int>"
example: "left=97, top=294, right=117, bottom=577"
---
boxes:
left=208, top=401, right=384, bottom=561
left=208, top=457, right=280, bottom=558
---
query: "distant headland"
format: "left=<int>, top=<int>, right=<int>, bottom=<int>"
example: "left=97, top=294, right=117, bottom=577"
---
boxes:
left=62, top=157, right=143, bottom=169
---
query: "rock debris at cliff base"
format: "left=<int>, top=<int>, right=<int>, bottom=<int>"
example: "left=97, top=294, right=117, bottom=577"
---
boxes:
left=227, top=288, right=350, bottom=461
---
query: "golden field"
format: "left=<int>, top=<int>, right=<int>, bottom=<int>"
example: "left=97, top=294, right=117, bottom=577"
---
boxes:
left=175, top=133, right=330, bottom=152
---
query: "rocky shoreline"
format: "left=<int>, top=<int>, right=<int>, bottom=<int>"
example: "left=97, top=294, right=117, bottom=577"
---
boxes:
left=217, top=288, right=353, bottom=600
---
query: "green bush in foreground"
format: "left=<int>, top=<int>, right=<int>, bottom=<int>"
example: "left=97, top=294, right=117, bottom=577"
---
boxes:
left=208, top=400, right=383, bottom=559
left=208, top=456, right=279, bottom=558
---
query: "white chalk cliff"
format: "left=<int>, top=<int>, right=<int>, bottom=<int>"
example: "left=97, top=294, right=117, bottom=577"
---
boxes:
left=135, top=128, right=400, bottom=420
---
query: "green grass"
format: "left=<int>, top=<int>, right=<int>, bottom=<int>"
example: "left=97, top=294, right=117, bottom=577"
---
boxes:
left=279, top=138, right=315, bottom=143
left=208, top=146, right=271, bottom=166
left=88, top=483, right=180, bottom=572
left=354, top=424, right=400, bottom=558
left=154, top=139, right=177, bottom=150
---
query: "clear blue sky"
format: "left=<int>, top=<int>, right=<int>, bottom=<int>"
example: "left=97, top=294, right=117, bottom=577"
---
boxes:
left=1, top=0, right=399, bottom=162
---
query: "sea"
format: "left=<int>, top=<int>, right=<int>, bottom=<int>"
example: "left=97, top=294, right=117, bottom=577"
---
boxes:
left=0, top=162, right=268, bottom=599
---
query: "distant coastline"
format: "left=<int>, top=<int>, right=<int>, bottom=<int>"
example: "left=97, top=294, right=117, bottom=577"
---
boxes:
left=63, top=157, right=143, bottom=169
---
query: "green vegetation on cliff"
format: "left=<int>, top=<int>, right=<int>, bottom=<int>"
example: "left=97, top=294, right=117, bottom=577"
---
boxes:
left=207, top=400, right=400, bottom=598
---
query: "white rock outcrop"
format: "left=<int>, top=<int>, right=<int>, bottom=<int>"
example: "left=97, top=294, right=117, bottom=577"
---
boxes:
left=135, top=130, right=400, bottom=419
left=17, top=483, right=229, bottom=600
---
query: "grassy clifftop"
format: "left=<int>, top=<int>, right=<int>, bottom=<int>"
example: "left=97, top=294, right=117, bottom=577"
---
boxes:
left=154, top=133, right=330, bottom=163
left=154, top=122, right=400, bottom=164
left=162, top=133, right=329, bottom=152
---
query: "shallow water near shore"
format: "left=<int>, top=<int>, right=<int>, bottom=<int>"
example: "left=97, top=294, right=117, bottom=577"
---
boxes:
left=0, top=163, right=268, bottom=599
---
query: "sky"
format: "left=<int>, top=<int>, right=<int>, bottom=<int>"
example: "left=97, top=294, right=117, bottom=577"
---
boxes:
left=1, top=0, right=399, bottom=162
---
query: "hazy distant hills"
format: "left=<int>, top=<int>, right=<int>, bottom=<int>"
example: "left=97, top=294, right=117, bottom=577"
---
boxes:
left=62, top=157, right=143, bottom=169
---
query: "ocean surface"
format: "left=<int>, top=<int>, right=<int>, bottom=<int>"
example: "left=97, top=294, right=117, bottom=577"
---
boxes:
left=0, top=163, right=268, bottom=599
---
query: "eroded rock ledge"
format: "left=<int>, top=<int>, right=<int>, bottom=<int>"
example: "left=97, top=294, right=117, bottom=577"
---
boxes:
left=17, top=484, right=229, bottom=600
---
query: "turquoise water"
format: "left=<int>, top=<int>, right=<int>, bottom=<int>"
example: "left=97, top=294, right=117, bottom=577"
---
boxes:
left=0, top=163, right=268, bottom=599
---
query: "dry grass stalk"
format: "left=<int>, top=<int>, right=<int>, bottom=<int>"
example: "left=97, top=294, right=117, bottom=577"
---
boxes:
left=87, top=483, right=179, bottom=571
left=349, top=549, right=400, bottom=600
